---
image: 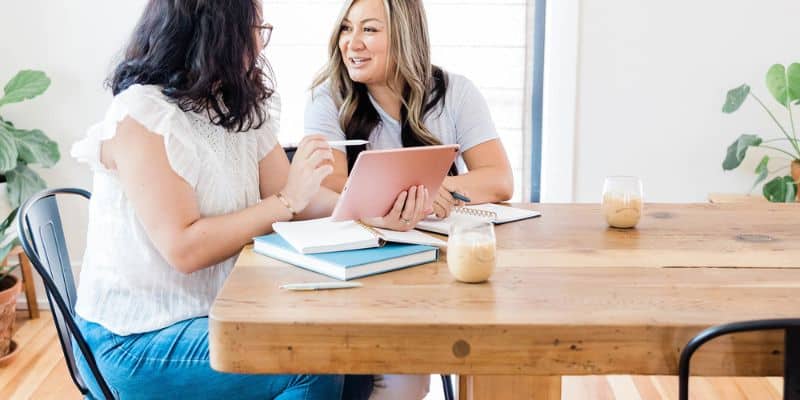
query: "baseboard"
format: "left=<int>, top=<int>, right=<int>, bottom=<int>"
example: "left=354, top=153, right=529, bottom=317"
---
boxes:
left=16, top=299, right=51, bottom=311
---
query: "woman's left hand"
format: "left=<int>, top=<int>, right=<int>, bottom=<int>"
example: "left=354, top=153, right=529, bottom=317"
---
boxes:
left=362, top=185, right=429, bottom=231
left=433, top=178, right=467, bottom=218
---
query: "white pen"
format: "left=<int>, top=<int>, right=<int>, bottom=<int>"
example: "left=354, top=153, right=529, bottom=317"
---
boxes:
left=327, top=139, right=369, bottom=147
left=280, top=281, right=363, bottom=291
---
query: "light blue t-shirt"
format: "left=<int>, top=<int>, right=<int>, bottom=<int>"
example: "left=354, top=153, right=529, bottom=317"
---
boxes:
left=304, top=72, right=498, bottom=173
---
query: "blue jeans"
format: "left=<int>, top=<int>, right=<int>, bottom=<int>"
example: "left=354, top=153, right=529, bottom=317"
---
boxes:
left=74, top=315, right=344, bottom=399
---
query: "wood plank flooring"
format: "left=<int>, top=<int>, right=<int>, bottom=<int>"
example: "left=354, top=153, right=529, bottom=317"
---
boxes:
left=0, top=312, right=783, bottom=399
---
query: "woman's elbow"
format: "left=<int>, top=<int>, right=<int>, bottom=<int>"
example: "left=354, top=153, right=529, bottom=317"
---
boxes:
left=163, top=244, right=203, bottom=274
left=496, top=178, right=514, bottom=201
left=493, top=169, right=514, bottom=201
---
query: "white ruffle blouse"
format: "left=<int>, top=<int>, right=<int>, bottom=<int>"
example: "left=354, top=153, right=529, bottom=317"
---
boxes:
left=71, top=84, right=279, bottom=335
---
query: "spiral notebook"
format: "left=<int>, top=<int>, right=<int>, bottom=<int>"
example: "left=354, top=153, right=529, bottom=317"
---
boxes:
left=415, top=204, right=541, bottom=235
left=272, top=217, right=446, bottom=254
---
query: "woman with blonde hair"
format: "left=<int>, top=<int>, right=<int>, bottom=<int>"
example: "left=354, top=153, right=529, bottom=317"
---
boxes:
left=305, top=0, right=514, bottom=234
left=304, top=0, right=514, bottom=397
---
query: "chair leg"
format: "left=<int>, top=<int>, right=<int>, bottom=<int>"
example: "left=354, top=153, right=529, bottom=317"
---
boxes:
left=785, top=328, right=800, bottom=400
left=441, top=374, right=454, bottom=400
left=18, top=250, right=39, bottom=319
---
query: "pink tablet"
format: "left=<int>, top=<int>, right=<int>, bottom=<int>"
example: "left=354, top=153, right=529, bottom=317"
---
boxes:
left=331, top=144, right=459, bottom=221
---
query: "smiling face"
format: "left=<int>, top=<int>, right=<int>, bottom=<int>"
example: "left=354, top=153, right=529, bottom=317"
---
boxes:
left=338, top=0, right=393, bottom=87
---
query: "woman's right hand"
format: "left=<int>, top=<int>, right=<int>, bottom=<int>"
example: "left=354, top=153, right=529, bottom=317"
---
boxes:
left=281, top=135, right=334, bottom=212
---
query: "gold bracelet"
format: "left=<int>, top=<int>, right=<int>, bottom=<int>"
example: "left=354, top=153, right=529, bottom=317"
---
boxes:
left=275, top=191, right=297, bottom=217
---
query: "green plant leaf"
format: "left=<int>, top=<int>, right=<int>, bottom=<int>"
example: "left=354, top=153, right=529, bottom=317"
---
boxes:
left=722, top=84, right=750, bottom=113
left=10, top=128, right=60, bottom=167
left=788, top=63, right=800, bottom=103
left=4, top=164, right=46, bottom=209
left=0, top=124, right=17, bottom=173
left=0, top=241, right=13, bottom=268
left=750, top=155, right=770, bottom=192
left=0, top=207, right=17, bottom=237
left=765, top=64, right=800, bottom=107
left=763, top=175, right=797, bottom=202
left=0, top=70, right=50, bottom=108
left=722, top=134, right=762, bottom=170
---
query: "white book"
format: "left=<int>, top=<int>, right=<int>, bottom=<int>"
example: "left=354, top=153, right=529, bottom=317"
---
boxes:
left=272, top=217, right=446, bottom=254
left=415, top=204, right=541, bottom=235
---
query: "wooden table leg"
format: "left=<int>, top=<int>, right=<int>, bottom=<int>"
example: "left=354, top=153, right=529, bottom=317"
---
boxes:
left=17, top=250, right=39, bottom=319
left=459, top=375, right=561, bottom=400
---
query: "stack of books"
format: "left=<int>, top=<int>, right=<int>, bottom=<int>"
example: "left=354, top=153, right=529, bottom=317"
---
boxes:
left=254, top=205, right=540, bottom=280
left=253, top=218, right=445, bottom=280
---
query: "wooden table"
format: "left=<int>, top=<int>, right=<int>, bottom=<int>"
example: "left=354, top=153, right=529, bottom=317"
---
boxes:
left=707, top=193, right=770, bottom=204
left=210, top=203, right=800, bottom=399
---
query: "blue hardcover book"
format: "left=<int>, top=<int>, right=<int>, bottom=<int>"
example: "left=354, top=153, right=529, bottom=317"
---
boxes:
left=253, top=233, right=439, bottom=280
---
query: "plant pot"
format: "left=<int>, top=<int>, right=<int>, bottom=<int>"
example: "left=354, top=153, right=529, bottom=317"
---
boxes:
left=0, top=275, right=21, bottom=357
left=792, top=160, right=800, bottom=202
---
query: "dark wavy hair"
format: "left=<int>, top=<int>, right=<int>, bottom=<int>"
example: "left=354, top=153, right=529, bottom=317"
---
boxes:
left=109, top=0, right=273, bottom=132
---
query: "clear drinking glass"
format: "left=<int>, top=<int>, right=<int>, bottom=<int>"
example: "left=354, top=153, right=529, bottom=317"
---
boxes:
left=601, top=176, right=643, bottom=229
left=447, top=220, right=496, bottom=283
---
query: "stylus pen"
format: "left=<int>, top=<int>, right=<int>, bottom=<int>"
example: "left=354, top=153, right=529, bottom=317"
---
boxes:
left=450, top=191, right=471, bottom=203
left=327, top=139, right=369, bottom=146
left=280, top=282, right=363, bottom=291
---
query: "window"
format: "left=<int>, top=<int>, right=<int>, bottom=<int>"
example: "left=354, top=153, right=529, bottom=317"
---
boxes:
left=264, top=0, right=532, bottom=201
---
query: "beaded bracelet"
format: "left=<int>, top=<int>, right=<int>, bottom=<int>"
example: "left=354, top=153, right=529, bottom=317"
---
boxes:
left=275, top=191, right=297, bottom=217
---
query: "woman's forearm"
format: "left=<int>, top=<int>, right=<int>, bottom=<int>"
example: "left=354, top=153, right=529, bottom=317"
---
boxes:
left=167, top=195, right=292, bottom=273
left=172, top=187, right=339, bottom=273
left=322, top=173, right=347, bottom=193
left=296, top=187, right=340, bottom=220
left=448, top=166, right=514, bottom=204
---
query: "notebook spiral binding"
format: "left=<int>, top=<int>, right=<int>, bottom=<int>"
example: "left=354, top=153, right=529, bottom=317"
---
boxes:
left=454, top=207, right=497, bottom=220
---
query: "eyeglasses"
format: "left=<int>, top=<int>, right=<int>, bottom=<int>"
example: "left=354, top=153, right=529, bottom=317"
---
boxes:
left=256, top=23, right=273, bottom=49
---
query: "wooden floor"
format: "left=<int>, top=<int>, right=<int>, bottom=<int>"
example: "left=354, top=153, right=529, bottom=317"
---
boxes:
left=0, top=312, right=784, bottom=400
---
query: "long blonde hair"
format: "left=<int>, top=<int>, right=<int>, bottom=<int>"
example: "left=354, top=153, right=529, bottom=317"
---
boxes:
left=312, top=0, right=450, bottom=171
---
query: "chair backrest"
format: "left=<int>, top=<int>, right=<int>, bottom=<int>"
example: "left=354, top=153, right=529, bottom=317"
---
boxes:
left=284, top=146, right=297, bottom=162
left=678, top=318, right=800, bottom=400
left=17, top=188, right=115, bottom=400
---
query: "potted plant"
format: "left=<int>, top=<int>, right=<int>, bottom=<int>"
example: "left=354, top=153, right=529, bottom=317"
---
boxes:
left=722, top=63, right=800, bottom=202
left=0, top=70, right=59, bottom=360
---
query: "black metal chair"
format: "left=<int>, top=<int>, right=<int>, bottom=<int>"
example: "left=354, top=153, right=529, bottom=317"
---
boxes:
left=283, top=145, right=457, bottom=400
left=284, top=145, right=297, bottom=162
left=679, top=318, right=800, bottom=400
left=17, top=188, right=115, bottom=400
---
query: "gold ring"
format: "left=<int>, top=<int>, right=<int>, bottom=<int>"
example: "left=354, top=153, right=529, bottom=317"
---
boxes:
left=401, top=217, right=411, bottom=225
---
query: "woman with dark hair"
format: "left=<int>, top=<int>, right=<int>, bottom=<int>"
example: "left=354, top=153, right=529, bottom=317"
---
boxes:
left=70, top=1, right=344, bottom=398
left=306, top=0, right=514, bottom=234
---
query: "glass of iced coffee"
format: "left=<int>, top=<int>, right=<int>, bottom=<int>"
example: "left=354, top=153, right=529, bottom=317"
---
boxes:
left=447, top=220, right=496, bottom=283
left=601, top=176, right=643, bottom=229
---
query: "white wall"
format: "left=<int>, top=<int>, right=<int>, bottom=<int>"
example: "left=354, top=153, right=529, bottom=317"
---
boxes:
left=1, top=1, right=148, bottom=306
left=557, top=0, right=800, bottom=202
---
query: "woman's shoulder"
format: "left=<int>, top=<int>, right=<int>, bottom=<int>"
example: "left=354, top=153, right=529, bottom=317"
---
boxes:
left=112, top=84, right=178, bottom=112
left=306, top=80, right=340, bottom=113
left=308, top=80, right=336, bottom=101
left=105, top=84, right=192, bottom=140
left=437, top=70, right=483, bottom=116
left=440, top=70, right=480, bottom=99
